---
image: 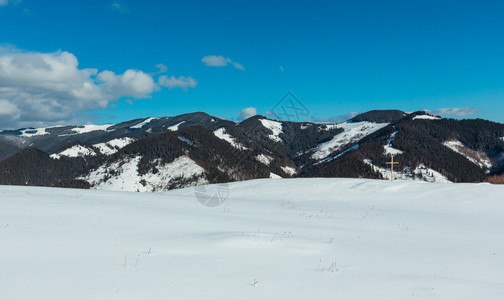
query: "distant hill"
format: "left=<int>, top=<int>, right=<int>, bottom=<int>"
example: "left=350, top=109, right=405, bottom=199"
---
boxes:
left=1, top=110, right=503, bottom=190
left=350, top=110, right=408, bottom=123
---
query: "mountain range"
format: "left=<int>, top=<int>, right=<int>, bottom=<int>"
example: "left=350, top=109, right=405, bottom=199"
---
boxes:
left=1, top=110, right=503, bottom=191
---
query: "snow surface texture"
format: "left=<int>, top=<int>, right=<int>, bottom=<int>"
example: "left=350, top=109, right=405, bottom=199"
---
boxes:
left=213, top=128, right=248, bottom=150
left=413, top=115, right=441, bottom=120
left=167, top=121, right=185, bottom=131
left=1, top=178, right=503, bottom=299
left=79, top=155, right=206, bottom=192
left=259, top=119, right=283, bottom=142
left=50, top=145, right=96, bottom=159
left=312, top=121, right=388, bottom=160
left=71, top=124, right=114, bottom=134
left=130, top=117, right=158, bottom=129
left=364, top=159, right=451, bottom=183
left=93, top=138, right=136, bottom=155
left=443, top=140, right=492, bottom=172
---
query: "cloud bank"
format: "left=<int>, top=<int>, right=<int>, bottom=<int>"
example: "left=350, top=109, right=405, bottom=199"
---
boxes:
left=110, top=1, right=130, bottom=13
left=0, top=0, right=21, bottom=7
left=238, top=107, right=257, bottom=121
left=426, top=107, right=480, bottom=117
left=201, top=55, right=245, bottom=71
left=0, top=49, right=157, bottom=128
left=158, top=75, right=197, bottom=91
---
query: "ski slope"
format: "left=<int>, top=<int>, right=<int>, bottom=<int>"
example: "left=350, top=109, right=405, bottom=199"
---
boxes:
left=0, top=178, right=503, bottom=299
left=312, top=121, right=388, bottom=160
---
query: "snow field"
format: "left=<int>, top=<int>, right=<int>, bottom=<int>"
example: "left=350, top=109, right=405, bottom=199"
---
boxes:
left=0, top=178, right=503, bottom=299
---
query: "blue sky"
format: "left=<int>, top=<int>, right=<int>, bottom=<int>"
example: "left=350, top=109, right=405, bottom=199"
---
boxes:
left=0, top=0, right=503, bottom=128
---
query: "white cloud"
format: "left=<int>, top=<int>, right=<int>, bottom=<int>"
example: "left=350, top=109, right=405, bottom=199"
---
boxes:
left=0, top=99, right=19, bottom=116
left=426, top=107, right=480, bottom=117
left=238, top=107, right=257, bottom=121
left=158, top=75, right=197, bottom=91
left=97, top=69, right=156, bottom=98
left=201, top=55, right=245, bottom=71
left=0, top=49, right=157, bottom=129
left=155, top=63, right=168, bottom=74
left=110, top=1, right=130, bottom=13
left=0, top=0, right=21, bottom=7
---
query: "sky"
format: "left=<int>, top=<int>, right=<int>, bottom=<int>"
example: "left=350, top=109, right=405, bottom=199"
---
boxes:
left=0, top=0, right=503, bottom=129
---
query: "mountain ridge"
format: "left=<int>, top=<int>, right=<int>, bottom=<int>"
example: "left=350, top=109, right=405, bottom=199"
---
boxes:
left=1, top=109, right=503, bottom=190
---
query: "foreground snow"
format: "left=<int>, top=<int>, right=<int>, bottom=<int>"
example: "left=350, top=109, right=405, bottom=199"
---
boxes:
left=1, top=178, right=503, bottom=299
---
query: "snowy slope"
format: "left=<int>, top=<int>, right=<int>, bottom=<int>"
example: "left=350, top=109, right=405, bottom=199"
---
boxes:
left=213, top=128, right=248, bottom=150
left=413, top=115, right=441, bottom=120
left=443, top=140, right=492, bottom=171
left=20, top=127, right=50, bottom=137
left=312, top=121, right=388, bottom=160
left=79, top=155, right=206, bottom=192
left=130, top=117, right=158, bottom=129
left=167, top=121, right=185, bottom=131
left=280, top=165, right=296, bottom=176
left=71, top=124, right=115, bottom=134
left=259, top=119, right=283, bottom=142
left=50, top=138, right=136, bottom=158
left=255, top=154, right=273, bottom=165
left=50, top=144, right=97, bottom=159
left=1, top=178, right=503, bottom=299
left=383, top=126, right=403, bottom=155
left=93, top=137, right=136, bottom=155
left=364, top=159, right=452, bottom=183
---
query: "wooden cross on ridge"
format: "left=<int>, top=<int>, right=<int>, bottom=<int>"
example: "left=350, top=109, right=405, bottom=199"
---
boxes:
left=386, top=154, right=399, bottom=182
